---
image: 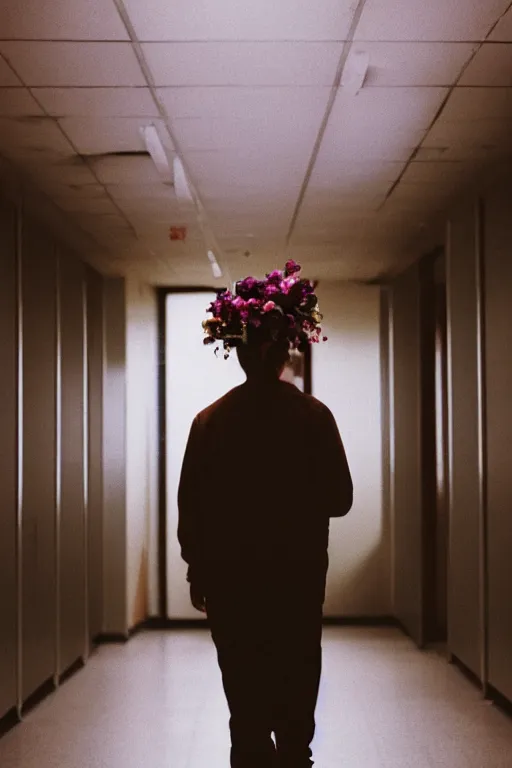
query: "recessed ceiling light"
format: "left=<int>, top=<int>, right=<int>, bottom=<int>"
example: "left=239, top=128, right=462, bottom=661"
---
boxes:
left=139, top=125, right=172, bottom=183
left=207, top=249, right=223, bottom=279
left=174, top=156, right=194, bottom=202
left=341, top=49, right=370, bottom=95
left=211, top=262, right=223, bottom=279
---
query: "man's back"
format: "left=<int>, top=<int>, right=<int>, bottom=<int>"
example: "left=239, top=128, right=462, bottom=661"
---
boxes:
left=178, top=379, right=353, bottom=575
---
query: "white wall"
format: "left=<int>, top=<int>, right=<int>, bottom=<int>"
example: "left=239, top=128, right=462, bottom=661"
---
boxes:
left=165, top=292, right=245, bottom=619
left=313, top=283, right=390, bottom=617
left=103, top=277, right=128, bottom=635
left=125, top=277, right=159, bottom=627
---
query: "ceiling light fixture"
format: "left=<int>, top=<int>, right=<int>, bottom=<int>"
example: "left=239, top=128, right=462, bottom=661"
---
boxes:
left=341, top=49, right=370, bottom=95
left=173, top=156, right=194, bottom=202
left=140, top=125, right=172, bottom=183
left=208, top=249, right=223, bottom=279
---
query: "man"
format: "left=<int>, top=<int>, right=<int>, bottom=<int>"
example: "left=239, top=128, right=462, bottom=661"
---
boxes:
left=178, top=264, right=353, bottom=768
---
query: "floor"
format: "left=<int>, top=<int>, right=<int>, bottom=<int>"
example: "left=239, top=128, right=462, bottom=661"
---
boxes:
left=0, top=627, right=511, bottom=767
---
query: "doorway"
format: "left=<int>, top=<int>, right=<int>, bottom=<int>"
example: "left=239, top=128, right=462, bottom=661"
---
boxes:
left=158, top=288, right=313, bottom=620
left=163, top=290, right=245, bottom=620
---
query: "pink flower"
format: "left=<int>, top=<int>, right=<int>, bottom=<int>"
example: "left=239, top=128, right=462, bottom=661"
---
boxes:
left=266, top=269, right=283, bottom=284
left=280, top=277, right=298, bottom=294
left=263, top=301, right=276, bottom=312
left=232, top=296, right=246, bottom=310
left=284, top=259, right=301, bottom=276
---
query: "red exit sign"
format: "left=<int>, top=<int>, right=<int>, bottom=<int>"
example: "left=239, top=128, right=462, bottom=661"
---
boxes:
left=169, top=226, right=187, bottom=241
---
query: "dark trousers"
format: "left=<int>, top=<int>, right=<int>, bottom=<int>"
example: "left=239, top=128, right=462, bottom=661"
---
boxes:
left=205, top=562, right=326, bottom=768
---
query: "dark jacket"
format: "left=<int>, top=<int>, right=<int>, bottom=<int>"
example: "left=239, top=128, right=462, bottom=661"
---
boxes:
left=177, top=379, right=353, bottom=585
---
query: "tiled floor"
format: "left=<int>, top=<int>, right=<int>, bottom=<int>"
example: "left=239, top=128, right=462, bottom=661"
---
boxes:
left=1, top=627, right=511, bottom=767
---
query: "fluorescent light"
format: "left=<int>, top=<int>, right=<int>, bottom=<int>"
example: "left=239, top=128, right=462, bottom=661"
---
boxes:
left=341, top=49, right=369, bottom=95
left=174, top=156, right=194, bottom=202
left=211, top=261, right=223, bottom=279
left=207, top=250, right=223, bottom=279
left=140, top=125, right=172, bottom=182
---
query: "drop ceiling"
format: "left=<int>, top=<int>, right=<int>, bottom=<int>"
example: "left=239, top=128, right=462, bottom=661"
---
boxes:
left=0, top=0, right=511, bottom=284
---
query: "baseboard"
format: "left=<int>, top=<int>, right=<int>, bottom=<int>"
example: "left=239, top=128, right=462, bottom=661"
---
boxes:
left=0, top=707, right=19, bottom=739
left=142, top=617, right=209, bottom=630
left=22, top=676, right=56, bottom=717
left=322, top=615, right=398, bottom=627
left=59, top=657, right=85, bottom=685
left=487, top=684, right=512, bottom=718
left=448, top=654, right=482, bottom=690
left=94, top=632, right=130, bottom=644
left=137, top=615, right=398, bottom=631
left=449, top=657, right=512, bottom=719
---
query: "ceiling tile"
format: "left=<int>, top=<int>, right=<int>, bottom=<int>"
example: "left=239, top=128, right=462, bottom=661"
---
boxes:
left=355, top=0, right=510, bottom=41
left=403, top=161, right=470, bottom=185
left=0, top=0, right=128, bottom=41
left=123, top=0, right=355, bottom=41
left=106, top=183, right=173, bottom=201
left=52, top=195, right=118, bottom=214
left=78, top=211, right=135, bottom=237
left=319, top=87, right=447, bottom=162
left=35, top=180, right=105, bottom=198
left=0, top=88, right=44, bottom=116
left=423, top=115, right=512, bottom=161
left=309, top=159, right=405, bottom=195
left=359, top=42, right=476, bottom=87
left=143, top=42, right=342, bottom=86
left=172, top=110, right=322, bottom=154
left=26, top=159, right=99, bottom=193
left=34, top=87, right=158, bottom=117
left=0, top=42, right=146, bottom=86
left=114, top=195, right=178, bottom=215
left=489, top=7, right=512, bottom=40
left=332, top=87, right=448, bottom=131
left=440, top=86, right=512, bottom=121
left=459, top=43, right=512, bottom=86
left=0, top=55, right=20, bottom=85
left=58, top=117, right=168, bottom=155
left=89, top=154, right=163, bottom=184
left=158, top=86, right=330, bottom=121
left=0, top=115, right=74, bottom=160
left=185, top=149, right=308, bottom=192
left=386, top=185, right=449, bottom=209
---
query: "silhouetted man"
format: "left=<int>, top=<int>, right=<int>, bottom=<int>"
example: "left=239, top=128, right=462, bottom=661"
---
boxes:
left=178, top=335, right=353, bottom=768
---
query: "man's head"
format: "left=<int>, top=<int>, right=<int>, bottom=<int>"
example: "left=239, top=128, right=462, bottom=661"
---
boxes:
left=236, top=335, right=290, bottom=380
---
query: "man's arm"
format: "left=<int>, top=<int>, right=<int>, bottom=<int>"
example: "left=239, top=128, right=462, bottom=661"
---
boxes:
left=316, top=405, right=353, bottom=517
left=177, top=415, right=206, bottom=600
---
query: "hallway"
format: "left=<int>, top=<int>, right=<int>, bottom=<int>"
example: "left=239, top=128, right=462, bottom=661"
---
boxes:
left=1, top=628, right=511, bottom=768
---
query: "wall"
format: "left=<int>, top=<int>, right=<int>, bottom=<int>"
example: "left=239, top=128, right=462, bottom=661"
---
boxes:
left=102, top=278, right=128, bottom=636
left=389, top=170, right=512, bottom=705
left=313, top=283, right=390, bottom=617
left=58, top=252, right=86, bottom=675
left=125, top=277, right=159, bottom=626
left=0, top=197, right=17, bottom=719
left=483, top=181, right=512, bottom=703
left=389, top=264, right=424, bottom=644
left=86, top=268, right=104, bottom=642
left=21, top=218, right=57, bottom=700
left=446, top=198, right=484, bottom=680
left=0, top=168, right=132, bottom=720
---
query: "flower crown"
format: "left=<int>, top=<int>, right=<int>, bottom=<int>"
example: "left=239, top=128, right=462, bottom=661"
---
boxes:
left=203, top=260, right=327, bottom=358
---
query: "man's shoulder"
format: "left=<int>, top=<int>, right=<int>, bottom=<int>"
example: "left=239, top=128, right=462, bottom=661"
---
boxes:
left=282, top=384, right=334, bottom=419
left=194, top=385, right=244, bottom=425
